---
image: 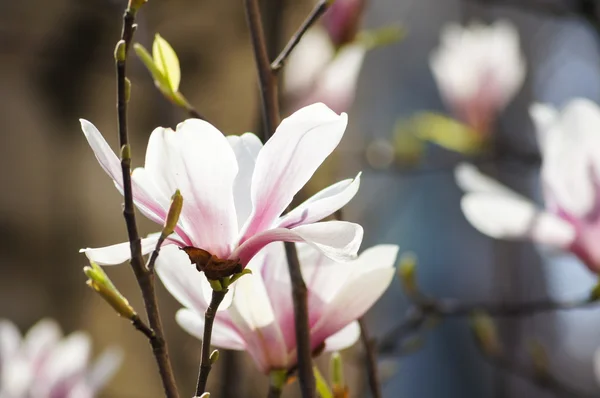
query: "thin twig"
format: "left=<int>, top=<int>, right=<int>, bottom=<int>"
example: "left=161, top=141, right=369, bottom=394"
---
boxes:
left=183, top=103, right=209, bottom=122
left=267, top=383, right=283, bottom=398
left=115, top=3, right=179, bottom=397
left=271, top=0, right=331, bottom=71
left=195, top=289, right=228, bottom=395
left=480, top=346, right=596, bottom=398
left=131, top=314, right=154, bottom=340
left=146, top=234, right=167, bottom=272
left=358, top=318, right=382, bottom=398
left=243, top=0, right=316, bottom=396
left=378, top=294, right=598, bottom=354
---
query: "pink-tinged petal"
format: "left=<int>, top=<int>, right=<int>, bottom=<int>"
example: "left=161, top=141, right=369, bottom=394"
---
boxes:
left=323, top=321, right=360, bottom=352
left=80, top=235, right=160, bottom=265
left=541, top=99, right=600, bottom=217
left=241, top=103, right=348, bottom=240
left=86, top=347, right=123, bottom=392
left=0, top=320, right=21, bottom=364
left=169, top=119, right=239, bottom=258
left=228, top=273, right=288, bottom=372
left=227, top=133, right=263, bottom=228
left=143, top=127, right=180, bottom=200
left=80, top=120, right=168, bottom=227
left=310, top=245, right=396, bottom=347
left=175, top=309, right=246, bottom=351
left=461, top=193, right=576, bottom=247
left=36, top=332, right=91, bottom=393
left=233, top=221, right=363, bottom=265
left=278, top=173, right=361, bottom=229
left=22, top=318, right=61, bottom=361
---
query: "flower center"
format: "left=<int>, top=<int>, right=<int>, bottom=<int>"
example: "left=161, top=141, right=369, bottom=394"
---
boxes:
left=181, top=247, right=242, bottom=280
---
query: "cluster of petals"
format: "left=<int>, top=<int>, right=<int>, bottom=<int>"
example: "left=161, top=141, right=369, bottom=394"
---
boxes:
left=284, top=29, right=366, bottom=114
left=80, top=103, right=363, bottom=269
left=0, top=319, right=121, bottom=398
left=430, top=20, right=526, bottom=133
left=456, top=98, right=600, bottom=272
left=155, top=242, right=398, bottom=373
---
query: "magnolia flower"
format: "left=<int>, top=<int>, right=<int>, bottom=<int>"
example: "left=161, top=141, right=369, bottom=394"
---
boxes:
left=80, top=103, right=363, bottom=272
left=430, top=21, right=526, bottom=134
left=322, top=0, right=366, bottom=48
left=0, top=319, right=121, bottom=398
left=155, top=242, right=398, bottom=373
left=284, top=28, right=366, bottom=114
left=456, top=98, right=600, bottom=272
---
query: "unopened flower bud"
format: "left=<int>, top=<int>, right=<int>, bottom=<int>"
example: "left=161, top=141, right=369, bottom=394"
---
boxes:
left=128, top=0, right=147, bottom=13
left=471, top=312, right=501, bottom=357
left=114, top=40, right=127, bottom=63
left=84, top=261, right=136, bottom=320
left=398, top=252, right=418, bottom=298
left=210, top=349, right=219, bottom=365
left=162, top=190, right=183, bottom=237
left=529, top=341, right=549, bottom=379
left=322, top=0, right=366, bottom=48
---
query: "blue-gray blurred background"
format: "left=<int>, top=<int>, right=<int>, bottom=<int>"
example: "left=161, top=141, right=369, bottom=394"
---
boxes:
left=2, top=0, right=600, bottom=397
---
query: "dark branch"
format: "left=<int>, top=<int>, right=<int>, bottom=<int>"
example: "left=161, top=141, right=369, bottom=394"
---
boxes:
left=243, top=0, right=316, bottom=396
left=195, top=289, right=228, bottom=395
left=271, top=0, right=331, bottom=71
left=358, top=318, right=382, bottom=398
left=115, top=3, right=179, bottom=397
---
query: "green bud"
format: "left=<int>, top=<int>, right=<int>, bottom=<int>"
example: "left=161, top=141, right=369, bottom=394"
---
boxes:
left=114, top=40, right=127, bottom=62
left=330, top=352, right=344, bottom=388
left=162, top=190, right=183, bottom=237
left=209, top=349, right=219, bottom=364
left=398, top=252, right=418, bottom=298
left=529, top=340, right=549, bottom=379
left=471, top=312, right=501, bottom=357
left=128, top=0, right=147, bottom=13
left=208, top=278, right=223, bottom=292
left=84, top=261, right=136, bottom=319
left=120, top=144, right=131, bottom=161
left=124, top=77, right=131, bottom=103
left=224, top=269, right=252, bottom=288
left=153, top=34, right=181, bottom=93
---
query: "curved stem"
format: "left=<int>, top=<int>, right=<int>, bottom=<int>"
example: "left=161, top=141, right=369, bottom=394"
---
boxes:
left=195, top=288, right=228, bottom=395
left=358, top=318, right=381, bottom=398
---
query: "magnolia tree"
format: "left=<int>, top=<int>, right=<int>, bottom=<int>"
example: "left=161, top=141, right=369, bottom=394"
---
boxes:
left=6, top=0, right=600, bottom=397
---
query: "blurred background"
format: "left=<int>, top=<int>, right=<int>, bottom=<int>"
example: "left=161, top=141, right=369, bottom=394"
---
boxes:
left=2, top=0, right=600, bottom=397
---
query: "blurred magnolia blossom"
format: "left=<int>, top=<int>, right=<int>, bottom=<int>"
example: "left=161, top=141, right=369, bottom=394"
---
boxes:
left=456, top=98, right=600, bottom=272
left=322, top=0, right=366, bottom=48
left=284, top=28, right=366, bottom=114
left=430, top=20, right=526, bottom=135
left=155, top=242, right=398, bottom=373
left=80, top=103, right=363, bottom=272
left=0, top=319, right=121, bottom=398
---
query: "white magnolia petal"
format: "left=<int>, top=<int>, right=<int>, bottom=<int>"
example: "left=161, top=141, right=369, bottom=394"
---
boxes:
left=241, top=103, right=348, bottom=239
left=171, top=119, right=239, bottom=257
left=529, top=103, right=559, bottom=155
left=80, top=235, right=160, bottom=266
left=155, top=246, right=210, bottom=314
left=23, top=318, right=61, bottom=361
left=323, top=321, right=360, bottom=352
left=310, top=261, right=395, bottom=347
left=454, top=163, right=523, bottom=198
left=228, top=274, right=288, bottom=371
left=284, top=28, right=334, bottom=95
left=233, top=221, right=363, bottom=266
left=142, top=127, right=180, bottom=203
left=278, top=173, right=361, bottom=229
left=542, top=98, right=600, bottom=217
left=175, top=309, right=246, bottom=350
left=0, top=320, right=21, bottom=364
left=40, top=332, right=91, bottom=389
left=461, top=193, right=576, bottom=247
left=80, top=120, right=122, bottom=183
left=86, top=347, right=123, bottom=392
left=228, top=133, right=263, bottom=228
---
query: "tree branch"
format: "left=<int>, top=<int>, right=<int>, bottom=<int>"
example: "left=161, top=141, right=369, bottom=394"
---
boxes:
left=358, top=318, right=382, bottom=398
left=115, top=3, right=179, bottom=397
left=271, top=0, right=331, bottom=71
left=195, top=289, right=228, bottom=395
left=243, top=0, right=317, bottom=396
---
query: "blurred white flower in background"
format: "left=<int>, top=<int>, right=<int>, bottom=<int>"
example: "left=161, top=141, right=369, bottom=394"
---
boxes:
left=455, top=98, right=600, bottom=273
left=430, top=21, right=526, bottom=134
left=0, top=319, right=121, bottom=398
